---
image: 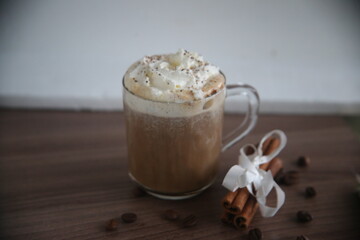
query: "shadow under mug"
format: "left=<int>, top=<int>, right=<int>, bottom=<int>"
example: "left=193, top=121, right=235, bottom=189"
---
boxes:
left=123, top=72, right=259, bottom=200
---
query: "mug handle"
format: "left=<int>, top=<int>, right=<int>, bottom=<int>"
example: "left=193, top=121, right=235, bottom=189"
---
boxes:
left=221, top=83, right=260, bottom=152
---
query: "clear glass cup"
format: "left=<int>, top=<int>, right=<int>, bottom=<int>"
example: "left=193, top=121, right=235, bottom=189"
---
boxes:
left=123, top=72, right=259, bottom=200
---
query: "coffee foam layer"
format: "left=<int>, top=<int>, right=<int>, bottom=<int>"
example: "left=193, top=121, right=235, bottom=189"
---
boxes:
left=123, top=88, right=225, bottom=118
left=124, top=49, right=225, bottom=103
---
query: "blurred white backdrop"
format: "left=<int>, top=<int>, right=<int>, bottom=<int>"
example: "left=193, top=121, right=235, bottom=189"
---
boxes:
left=0, top=0, right=359, bottom=114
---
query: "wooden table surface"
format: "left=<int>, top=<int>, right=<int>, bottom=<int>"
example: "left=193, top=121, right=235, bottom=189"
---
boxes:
left=0, top=110, right=359, bottom=240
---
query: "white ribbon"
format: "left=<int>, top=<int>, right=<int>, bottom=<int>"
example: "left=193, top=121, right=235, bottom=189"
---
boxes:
left=222, top=130, right=287, bottom=217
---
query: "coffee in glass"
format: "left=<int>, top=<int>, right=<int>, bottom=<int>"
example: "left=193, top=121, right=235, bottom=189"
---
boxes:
left=123, top=49, right=259, bottom=199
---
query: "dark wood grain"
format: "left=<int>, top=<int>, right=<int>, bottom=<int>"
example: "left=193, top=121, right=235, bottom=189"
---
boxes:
left=0, top=110, right=359, bottom=240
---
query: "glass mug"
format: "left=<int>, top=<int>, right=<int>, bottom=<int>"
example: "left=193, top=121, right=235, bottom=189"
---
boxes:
left=123, top=72, right=259, bottom=200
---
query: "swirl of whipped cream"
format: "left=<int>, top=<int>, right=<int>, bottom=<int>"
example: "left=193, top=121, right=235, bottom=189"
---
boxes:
left=124, top=49, right=225, bottom=102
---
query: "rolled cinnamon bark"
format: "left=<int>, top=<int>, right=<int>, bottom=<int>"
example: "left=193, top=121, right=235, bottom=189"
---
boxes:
left=221, top=191, right=238, bottom=210
left=233, top=157, right=284, bottom=229
left=258, top=137, right=280, bottom=171
left=220, top=212, right=235, bottom=225
left=233, top=195, right=256, bottom=229
left=228, top=188, right=249, bottom=214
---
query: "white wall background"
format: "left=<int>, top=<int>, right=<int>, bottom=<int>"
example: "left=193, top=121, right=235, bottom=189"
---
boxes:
left=0, top=0, right=359, bottom=114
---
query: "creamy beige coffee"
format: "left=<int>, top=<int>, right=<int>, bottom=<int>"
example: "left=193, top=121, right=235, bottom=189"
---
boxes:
left=123, top=49, right=226, bottom=197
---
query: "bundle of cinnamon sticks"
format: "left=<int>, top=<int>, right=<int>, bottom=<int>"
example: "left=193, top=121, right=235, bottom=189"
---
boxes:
left=221, top=137, right=284, bottom=229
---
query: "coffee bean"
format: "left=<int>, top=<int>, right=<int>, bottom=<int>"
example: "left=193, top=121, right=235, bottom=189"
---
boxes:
left=305, top=186, right=316, bottom=198
left=296, top=235, right=310, bottom=240
left=163, top=209, right=179, bottom=221
left=248, top=228, right=262, bottom=240
left=121, top=213, right=137, bottom=223
left=105, top=219, right=118, bottom=231
left=283, top=171, right=299, bottom=185
left=274, top=169, right=285, bottom=184
left=132, top=187, right=147, bottom=197
left=297, top=211, right=313, bottom=222
left=297, top=156, right=310, bottom=167
left=182, top=214, right=198, bottom=228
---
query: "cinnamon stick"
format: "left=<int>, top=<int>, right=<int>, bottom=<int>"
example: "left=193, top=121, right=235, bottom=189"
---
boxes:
left=233, top=195, right=256, bottom=229
left=221, top=137, right=279, bottom=213
left=233, top=157, right=284, bottom=229
left=220, top=212, right=235, bottom=225
left=221, top=191, right=238, bottom=210
left=227, top=188, right=249, bottom=214
left=258, top=137, right=280, bottom=171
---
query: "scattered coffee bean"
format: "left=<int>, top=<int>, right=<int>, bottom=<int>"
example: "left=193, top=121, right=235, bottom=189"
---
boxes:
left=274, top=169, right=284, bottom=184
left=296, top=235, right=310, bottom=240
left=132, top=187, right=147, bottom=197
left=282, top=171, right=299, bottom=185
left=163, top=209, right=180, bottom=221
left=297, top=211, right=313, bottom=222
left=121, top=213, right=137, bottom=223
left=105, top=219, right=118, bottom=231
left=305, top=186, right=316, bottom=198
left=248, top=228, right=262, bottom=240
left=274, top=169, right=285, bottom=184
left=182, top=214, right=198, bottom=228
left=297, top=156, right=310, bottom=167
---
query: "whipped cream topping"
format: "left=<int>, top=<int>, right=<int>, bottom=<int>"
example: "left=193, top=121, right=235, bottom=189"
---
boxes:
left=124, top=49, right=225, bottom=102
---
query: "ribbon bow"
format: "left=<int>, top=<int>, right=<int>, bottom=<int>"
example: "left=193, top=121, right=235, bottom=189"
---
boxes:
left=222, top=130, right=287, bottom=217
